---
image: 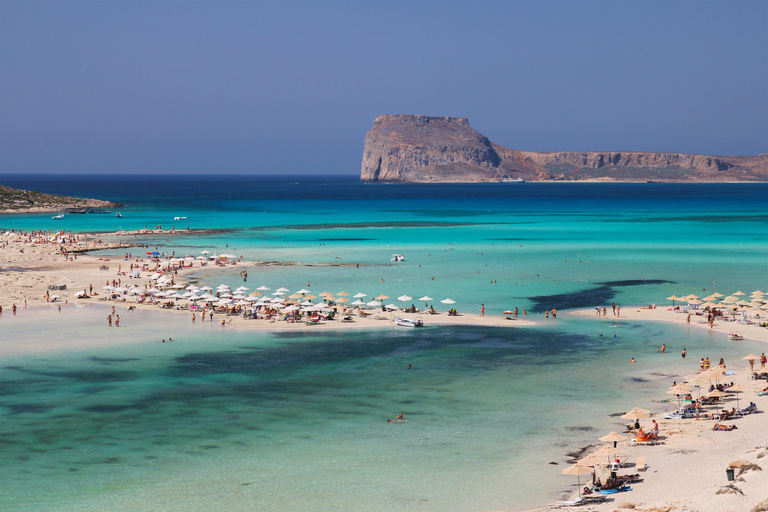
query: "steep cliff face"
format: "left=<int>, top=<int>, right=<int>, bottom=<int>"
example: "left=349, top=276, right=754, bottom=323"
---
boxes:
left=360, top=115, right=768, bottom=182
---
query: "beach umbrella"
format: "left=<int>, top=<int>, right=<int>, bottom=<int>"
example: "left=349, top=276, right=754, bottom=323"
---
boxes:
left=666, top=295, right=681, bottom=306
left=592, top=444, right=623, bottom=458
left=257, top=286, right=270, bottom=291
left=375, top=295, right=389, bottom=300
left=742, top=353, right=758, bottom=361
left=685, top=294, right=700, bottom=300
left=441, top=298, right=456, bottom=312
left=304, top=295, right=317, bottom=301
left=688, top=299, right=703, bottom=306
left=419, top=296, right=433, bottom=308
left=562, top=465, right=593, bottom=497
left=289, top=293, right=303, bottom=299
left=726, top=384, right=747, bottom=409
left=620, top=407, right=650, bottom=420
left=367, top=300, right=382, bottom=307
left=337, top=291, right=350, bottom=297
left=276, top=287, right=290, bottom=293
left=200, top=250, right=210, bottom=255
left=599, top=432, right=628, bottom=448
left=354, top=293, right=367, bottom=299
left=296, top=289, right=311, bottom=295
left=576, top=454, right=604, bottom=468
left=733, top=291, right=746, bottom=296
left=335, top=297, right=349, bottom=303
left=199, top=286, right=212, bottom=292
left=248, top=291, right=262, bottom=297
left=350, top=300, right=366, bottom=307
left=385, top=304, right=400, bottom=311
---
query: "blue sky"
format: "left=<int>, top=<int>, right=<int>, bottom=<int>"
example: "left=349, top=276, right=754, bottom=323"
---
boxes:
left=1, top=0, right=766, bottom=175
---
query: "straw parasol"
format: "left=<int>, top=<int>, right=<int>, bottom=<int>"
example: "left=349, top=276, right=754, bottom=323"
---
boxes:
left=576, top=454, right=604, bottom=468
left=667, top=295, right=681, bottom=306
left=620, top=407, right=650, bottom=420
left=375, top=295, right=389, bottom=300
left=726, top=384, right=748, bottom=409
left=337, top=291, right=350, bottom=297
left=562, top=464, right=593, bottom=496
left=733, top=291, right=746, bottom=296
left=599, top=432, right=628, bottom=448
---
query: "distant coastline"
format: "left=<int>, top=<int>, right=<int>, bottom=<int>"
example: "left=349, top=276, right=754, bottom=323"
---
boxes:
left=0, top=184, right=123, bottom=215
left=360, top=115, right=768, bottom=183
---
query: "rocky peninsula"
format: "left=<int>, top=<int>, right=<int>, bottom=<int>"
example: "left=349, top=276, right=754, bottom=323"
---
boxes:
left=0, top=184, right=123, bottom=214
left=360, top=115, right=768, bottom=182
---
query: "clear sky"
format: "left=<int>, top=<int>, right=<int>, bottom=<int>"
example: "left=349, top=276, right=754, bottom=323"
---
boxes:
left=1, top=0, right=766, bottom=175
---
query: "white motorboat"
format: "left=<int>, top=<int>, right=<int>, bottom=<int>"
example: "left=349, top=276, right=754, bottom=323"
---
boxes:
left=391, top=254, right=405, bottom=262
left=52, top=214, right=64, bottom=220
left=501, top=177, right=525, bottom=183
left=394, top=316, right=423, bottom=327
left=174, top=216, right=187, bottom=220
left=115, top=212, right=122, bottom=218
left=728, top=332, right=743, bottom=341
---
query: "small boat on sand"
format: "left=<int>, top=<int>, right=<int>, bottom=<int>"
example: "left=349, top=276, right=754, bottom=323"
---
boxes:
left=728, top=332, right=743, bottom=341
left=394, top=316, right=423, bottom=327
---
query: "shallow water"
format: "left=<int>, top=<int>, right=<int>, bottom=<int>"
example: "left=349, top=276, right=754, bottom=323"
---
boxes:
left=1, top=306, right=765, bottom=511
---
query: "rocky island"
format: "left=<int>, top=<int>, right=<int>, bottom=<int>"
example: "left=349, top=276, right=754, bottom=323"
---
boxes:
left=360, top=115, right=768, bottom=182
left=0, top=184, right=123, bottom=214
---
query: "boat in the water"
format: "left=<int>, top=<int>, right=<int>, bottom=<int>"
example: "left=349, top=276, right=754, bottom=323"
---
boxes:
left=52, top=214, right=64, bottom=220
left=394, top=316, right=423, bottom=327
left=174, top=216, right=187, bottom=220
left=115, top=212, right=122, bottom=218
left=391, top=254, right=405, bottom=262
left=87, top=209, right=111, bottom=214
left=728, top=332, right=744, bottom=341
left=501, top=177, right=525, bottom=183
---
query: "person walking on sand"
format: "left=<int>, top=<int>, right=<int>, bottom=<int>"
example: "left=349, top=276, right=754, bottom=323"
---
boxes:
left=761, top=353, right=767, bottom=369
left=481, top=304, right=484, bottom=317
left=192, top=312, right=196, bottom=323
left=686, top=313, right=691, bottom=325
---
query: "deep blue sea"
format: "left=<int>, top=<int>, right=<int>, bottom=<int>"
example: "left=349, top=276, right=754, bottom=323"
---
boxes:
left=1, top=175, right=767, bottom=511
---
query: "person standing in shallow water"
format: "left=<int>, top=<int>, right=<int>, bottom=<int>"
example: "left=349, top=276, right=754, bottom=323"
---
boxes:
left=480, top=304, right=484, bottom=317
left=681, top=348, right=686, bottom=359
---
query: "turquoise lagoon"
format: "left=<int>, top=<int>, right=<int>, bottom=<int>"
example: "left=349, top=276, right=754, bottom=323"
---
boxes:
left=1, top=176, right=766, bottom=510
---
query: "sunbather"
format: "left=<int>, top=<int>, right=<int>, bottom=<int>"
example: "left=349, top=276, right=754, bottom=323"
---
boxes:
left=712, top=423, right=738, bottom=431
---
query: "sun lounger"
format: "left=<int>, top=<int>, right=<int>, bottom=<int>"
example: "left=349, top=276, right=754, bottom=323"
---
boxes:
left=635, top=456, right=646, bottom=471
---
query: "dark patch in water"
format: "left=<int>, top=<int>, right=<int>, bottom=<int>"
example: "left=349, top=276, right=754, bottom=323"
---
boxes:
left=202, top=445, right=219, bottom=450
left=89, top=356, right=141, bottom=364
left=248, top=221, right=497, bottom=231
left=569, top=426, right=597, bottom=432
left=103, top=457, right=120, bottom=464
left=565, top=445, right=595, bottom=461
left=82, top=404, right=141, bottom=413
left=629, top=377, right=650, bottom=383
left=3, top=403, right=53, bottom=415
left=529, top=279, right=674, bottom=311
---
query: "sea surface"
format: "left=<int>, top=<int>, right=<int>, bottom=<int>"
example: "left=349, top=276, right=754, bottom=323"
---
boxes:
left=1, top=175, right=767, bottom=511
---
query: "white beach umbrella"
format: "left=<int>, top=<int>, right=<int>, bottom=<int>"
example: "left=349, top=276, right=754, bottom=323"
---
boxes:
left=257, top=286, right=270, bottom=291
left=367, top=300, right=382, bottom=307
left=398, top=295, right=412, bottom=303
left=350, top=300, right=366, bottom=306
left=199, top=286, right=212, bottom=292
left=271, top=297, right=285, bottom=303
left=200, top=250, right=210, bottom=255
left=276, top=287, right=290, bottom=293
left=385, top=304, right=400, bottom=311
left=296, top=288, right=311, bottom=294
left=354, top=293, right=367, bottom=299
left=272, top=291, right=285, bottom=296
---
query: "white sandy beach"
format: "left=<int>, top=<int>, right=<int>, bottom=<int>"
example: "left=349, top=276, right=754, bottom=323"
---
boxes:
left=3, top=229, right=768, bottom=512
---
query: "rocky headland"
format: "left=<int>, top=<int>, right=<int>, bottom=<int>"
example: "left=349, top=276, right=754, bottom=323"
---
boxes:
left=360, top=115, right=768, bottom=182
left=0, top=184, right=123, bottom=214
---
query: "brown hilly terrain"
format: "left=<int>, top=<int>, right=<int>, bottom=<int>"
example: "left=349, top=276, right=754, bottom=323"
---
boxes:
left=0, top=185, right=123, bottom=214
left=360, top=115, right=768, bottom=182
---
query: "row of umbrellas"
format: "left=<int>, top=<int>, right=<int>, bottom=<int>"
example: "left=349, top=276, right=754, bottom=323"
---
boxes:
left=101, top=281, right=459, bottom=312
left=667, top=291, right=768, bottom=310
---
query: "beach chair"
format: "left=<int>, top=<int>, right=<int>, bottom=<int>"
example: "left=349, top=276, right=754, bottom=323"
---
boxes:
left=636, top=456, right=646, bottom=471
